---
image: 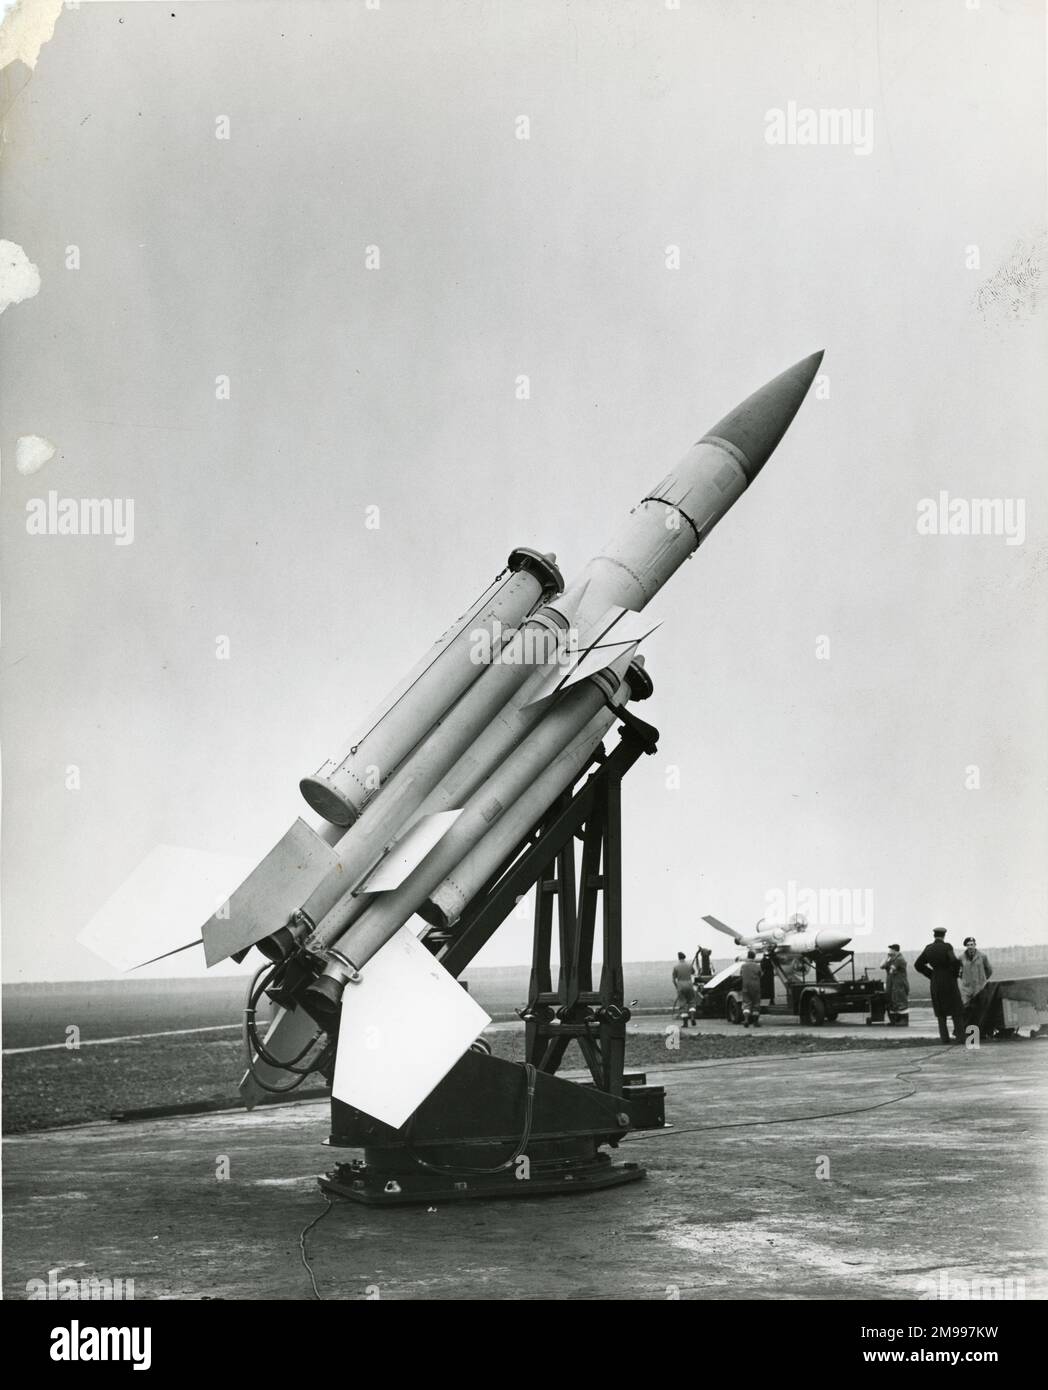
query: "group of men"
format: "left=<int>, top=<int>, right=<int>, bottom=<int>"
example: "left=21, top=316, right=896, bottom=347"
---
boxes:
left=910, top=929, right=994, bottom=1043
left=875, top=930, right=993, bottom=1039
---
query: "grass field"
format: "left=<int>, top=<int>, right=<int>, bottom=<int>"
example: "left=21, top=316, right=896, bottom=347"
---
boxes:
left=1, top=1026, right=945, bottom=1135
left=2, top=978, right=269, bottom=1050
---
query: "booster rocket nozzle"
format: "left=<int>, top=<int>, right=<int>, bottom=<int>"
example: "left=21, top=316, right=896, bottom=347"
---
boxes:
left=508, top=547, right=564, bottom=600
left=302, top=950, right=360, bottom=1024
left=624, top=658, right=654, bottom=702
left=255, top=924, right=299, bottom=964
left=302, top=973, right=344, bottom=1024
left=702, top=350, right=824, bottom=482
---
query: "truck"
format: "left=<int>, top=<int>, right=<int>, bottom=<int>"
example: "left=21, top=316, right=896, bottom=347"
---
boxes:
left=694, top=947, right=888, bottom=1026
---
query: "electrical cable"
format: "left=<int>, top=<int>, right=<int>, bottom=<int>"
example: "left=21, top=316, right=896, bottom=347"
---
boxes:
left=622, top=1044, right=967, bottom=1143
left=405, top=1061, right=539, bottom=1176
left=299, top=1197, right=334, bottom=1300
left=242, top=963, right=334, bottom=1093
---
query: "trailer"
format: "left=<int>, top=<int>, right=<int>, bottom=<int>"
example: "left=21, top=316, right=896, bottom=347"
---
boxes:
left=696, top=948, right=888, bottom=1026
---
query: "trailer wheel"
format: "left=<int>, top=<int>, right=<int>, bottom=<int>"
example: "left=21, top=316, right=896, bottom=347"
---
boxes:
left=801, top=993, right=827, bottom=1026
left=725, top=995, right=743, bottom=1026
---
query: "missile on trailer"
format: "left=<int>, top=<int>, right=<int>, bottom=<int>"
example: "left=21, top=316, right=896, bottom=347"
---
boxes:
left=780, top=928, right=852, bottom=955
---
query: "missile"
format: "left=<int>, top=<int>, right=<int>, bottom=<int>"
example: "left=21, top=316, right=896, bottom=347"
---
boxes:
left=299, top=352, right=823, bottom=1011
left=780, top=928, right=852, bottom=955
left=704, top=914, right=852, bottom=957
left=203, top=352, right=821, bottom=1038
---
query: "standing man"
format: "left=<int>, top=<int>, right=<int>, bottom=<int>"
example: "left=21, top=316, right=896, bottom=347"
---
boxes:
left=739, top=950, right=763, bottom=1028
left=880, top=943, right=910, bottom=1026
left=672, top=952, right=697, bottom=1028
left=914, top=927, right=964, bottom=1043
left=959, top=936, right=993, bottom=1027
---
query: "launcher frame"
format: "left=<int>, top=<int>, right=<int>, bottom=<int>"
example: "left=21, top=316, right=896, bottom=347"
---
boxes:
left=320, top=710, right=667, bottom=1206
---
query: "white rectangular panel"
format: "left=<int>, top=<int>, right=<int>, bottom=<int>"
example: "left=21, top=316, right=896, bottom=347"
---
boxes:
left=332, top=926, right=491, bottom=1128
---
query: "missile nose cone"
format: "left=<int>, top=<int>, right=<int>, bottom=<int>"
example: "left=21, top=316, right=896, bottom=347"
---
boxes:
left=703, top=350, right=824, bottom=482
left=814, top=928, right=851, bottom=952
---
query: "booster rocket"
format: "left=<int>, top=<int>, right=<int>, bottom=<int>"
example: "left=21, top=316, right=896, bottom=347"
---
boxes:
left=195, top=352, right=823, bottom=1083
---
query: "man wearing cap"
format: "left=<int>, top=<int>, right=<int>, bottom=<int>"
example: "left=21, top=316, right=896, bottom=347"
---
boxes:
left=914, top=928, right=965, bottom=1043
left=880, top=943, right=910, bottom=1025
left=959, top=937, right=993, bottom=1027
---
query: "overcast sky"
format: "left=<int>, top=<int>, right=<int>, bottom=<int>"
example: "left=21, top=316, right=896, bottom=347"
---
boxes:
left=1, top=0, right=1045, bottom=983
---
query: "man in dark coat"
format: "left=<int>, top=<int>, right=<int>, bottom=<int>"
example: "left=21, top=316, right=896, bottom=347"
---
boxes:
left=914, top=927, right=964, bottom=1042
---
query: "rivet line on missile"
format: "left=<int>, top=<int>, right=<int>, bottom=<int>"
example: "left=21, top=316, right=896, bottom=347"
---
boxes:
left=638, top=496, right=703, bottom=545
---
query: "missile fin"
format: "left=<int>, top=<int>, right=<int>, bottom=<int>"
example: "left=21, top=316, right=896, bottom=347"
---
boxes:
left=704, top=962, right=743, bottom=990
left=76, top=843, right=255, bottom=973
left=202, top=819, right=341, bottom=966
left=702, top=914, right=745, bottom=942
left=552, top=638, right=639, bottom=694
left=331, top=925, right=490, bottom=1128
left=130, top=937, right=204, bottom=971
left=523, top=602, right=647, bottom=706
left=356, top=810, right=464, bottom=892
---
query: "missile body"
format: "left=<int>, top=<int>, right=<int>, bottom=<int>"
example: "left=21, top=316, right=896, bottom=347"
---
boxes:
left=543, top=353, right=824, bottom=640
left=778, top=928, right=852, bottom=955
left=299, top=547, right=562, bottom=826
left=304, top=653, right=646, bottom=1015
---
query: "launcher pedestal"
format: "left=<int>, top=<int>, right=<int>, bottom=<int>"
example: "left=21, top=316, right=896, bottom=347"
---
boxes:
left=321, top=715, right=666, bottom=1206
